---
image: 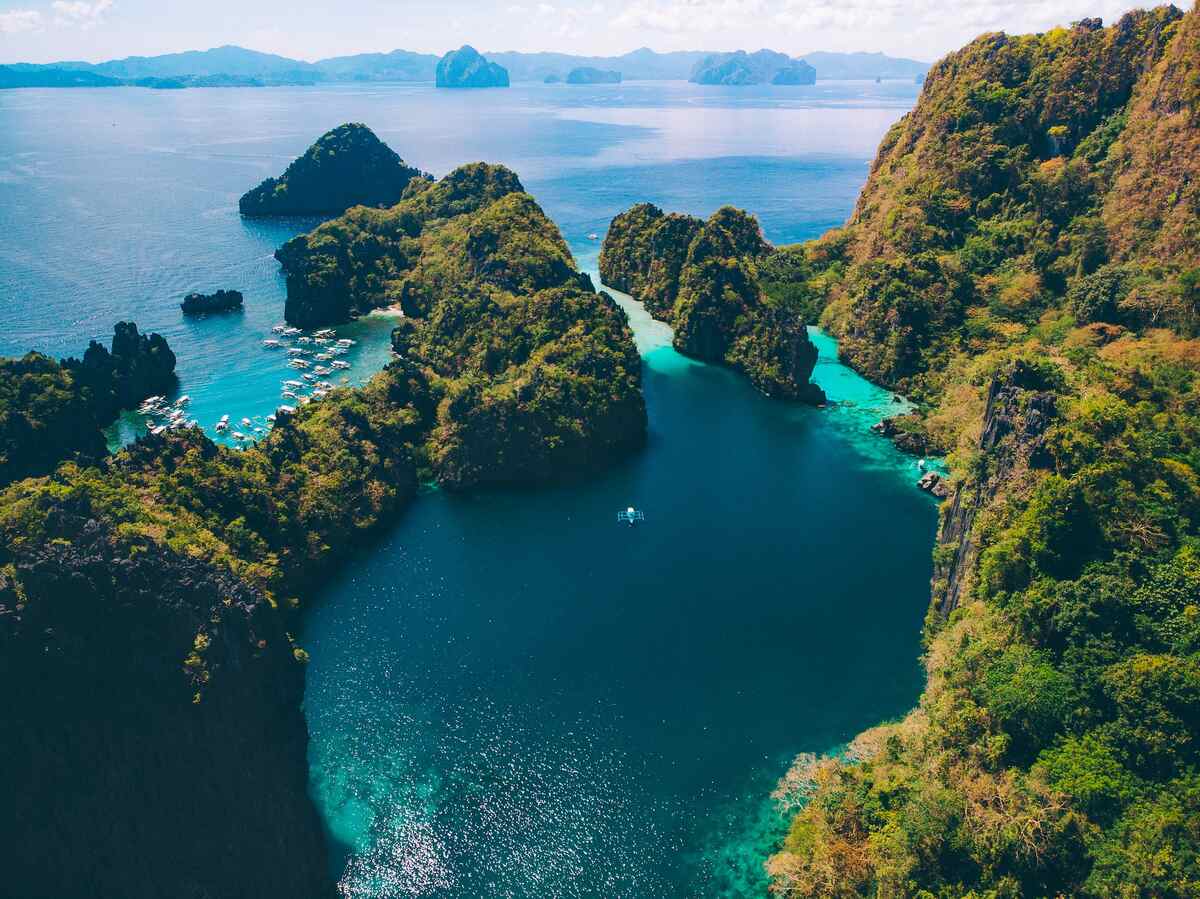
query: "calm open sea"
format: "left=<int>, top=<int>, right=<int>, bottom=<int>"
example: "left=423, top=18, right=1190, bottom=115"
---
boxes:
left=0, top=79, right=932, bottom=896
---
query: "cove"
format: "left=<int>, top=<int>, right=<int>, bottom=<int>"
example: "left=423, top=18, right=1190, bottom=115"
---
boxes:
left=300, top=284, right=937, bottom=895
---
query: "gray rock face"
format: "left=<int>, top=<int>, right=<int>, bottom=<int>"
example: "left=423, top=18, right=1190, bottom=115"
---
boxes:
left=436, top=45, right=509, bottom=88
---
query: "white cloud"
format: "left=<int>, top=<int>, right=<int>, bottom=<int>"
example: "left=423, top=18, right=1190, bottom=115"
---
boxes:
left=609, top=0, right=1163, bottom=58
left=51, top=0, right=114, bottom=28
left=0, top=8, right=44, bottom=33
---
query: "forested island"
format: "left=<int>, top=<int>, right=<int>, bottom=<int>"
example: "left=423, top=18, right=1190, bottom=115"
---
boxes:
left=565, top=67, right=622, bottom=84
left=239, top=123, right=426, bottom=217
left=601, top=203, right=825, bottom=402
left=2, top=2, right=1199, bottom=896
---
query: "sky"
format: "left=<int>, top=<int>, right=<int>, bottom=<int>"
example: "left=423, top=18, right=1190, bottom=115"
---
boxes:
left=0, top=0, right=1174, bottom=64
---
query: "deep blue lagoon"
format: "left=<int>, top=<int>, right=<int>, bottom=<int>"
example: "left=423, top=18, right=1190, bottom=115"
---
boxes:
left=0, top=79, right=933, bottom=896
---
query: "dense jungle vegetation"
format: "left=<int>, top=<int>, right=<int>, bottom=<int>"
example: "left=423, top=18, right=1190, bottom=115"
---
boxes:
left=601, top=203, right=826, bottom=402
left=767, top=5, right=1200, bottom=896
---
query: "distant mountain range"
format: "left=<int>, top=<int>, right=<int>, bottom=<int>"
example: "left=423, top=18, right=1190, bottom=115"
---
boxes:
left=0, top=44, right=931, bottom=90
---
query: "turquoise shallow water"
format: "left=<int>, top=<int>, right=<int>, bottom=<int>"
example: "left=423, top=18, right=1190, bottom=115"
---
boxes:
left=0, top=80, right=933, bottom=896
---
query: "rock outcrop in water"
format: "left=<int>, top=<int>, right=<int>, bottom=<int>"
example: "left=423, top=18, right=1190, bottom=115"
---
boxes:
left=601, top=202, right=825, bottom=402
left=688, top=50, right=815, bottom=85
left=180, top=288, right=244, bottom=315
left=436, top=45, right=509, bottom=88
left=1, top=323, right=176, bottom=488
left=239, top=123, right=425, bottom=217
left=768, top=7, right=1200, bottom=897
left=566, top=66, right=621, bottom=84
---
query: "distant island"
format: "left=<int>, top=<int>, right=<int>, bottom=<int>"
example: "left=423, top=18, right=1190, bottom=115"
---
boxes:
left=689, top=50, right=815, bottom=86
left=0, top=44, right=930, bottom=89
left=435, top=46, right=509, bottom=88
left=565, top=67, right=621, bottom=84
left=239, top=123, right=426, bottom=217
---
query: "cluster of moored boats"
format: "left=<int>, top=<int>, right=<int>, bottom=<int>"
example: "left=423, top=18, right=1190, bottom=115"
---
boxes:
left=263, top=324, right=355, bottom=406
left=213, top=412, right=275, bottom=442
left=141, top=324, right=361, bottom=448
left=209, top=326, right=358, bottom=445
left=138, top=394, right=195, bottom=435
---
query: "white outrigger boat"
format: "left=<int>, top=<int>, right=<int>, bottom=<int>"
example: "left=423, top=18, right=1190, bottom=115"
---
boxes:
left=616, top=506, right=645, bottom=525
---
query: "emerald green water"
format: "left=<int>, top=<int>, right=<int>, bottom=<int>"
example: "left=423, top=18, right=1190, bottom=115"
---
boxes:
left=300, top=293, right=936, bottom=896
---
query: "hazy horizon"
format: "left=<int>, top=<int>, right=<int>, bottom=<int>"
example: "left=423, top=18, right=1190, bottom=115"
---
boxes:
left=0, top=0, right=1173, bottom=66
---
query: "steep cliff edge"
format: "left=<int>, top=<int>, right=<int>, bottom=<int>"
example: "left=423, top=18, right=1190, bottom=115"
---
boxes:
left=601, top=203, right=825, bottom=402
left=769, top=6, right=1200, bottom=895
left=1, top=322, right=176, bottom=488
left=809, top=5, right=1185, bottom=395
left=0, top=521, right=333, bottom=899
left=239, top=123, right=425, bottom=217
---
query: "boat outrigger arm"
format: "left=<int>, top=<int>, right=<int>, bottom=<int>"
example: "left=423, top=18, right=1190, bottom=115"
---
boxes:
left=616, top=506, right=645, bottom=525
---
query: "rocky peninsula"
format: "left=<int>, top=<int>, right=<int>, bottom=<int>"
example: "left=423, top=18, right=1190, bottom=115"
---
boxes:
left=601, top=202, right=825, bottom=403
left=239, top=123, right=425, bottom=217
left=435, top=45, right=509, bottom=88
